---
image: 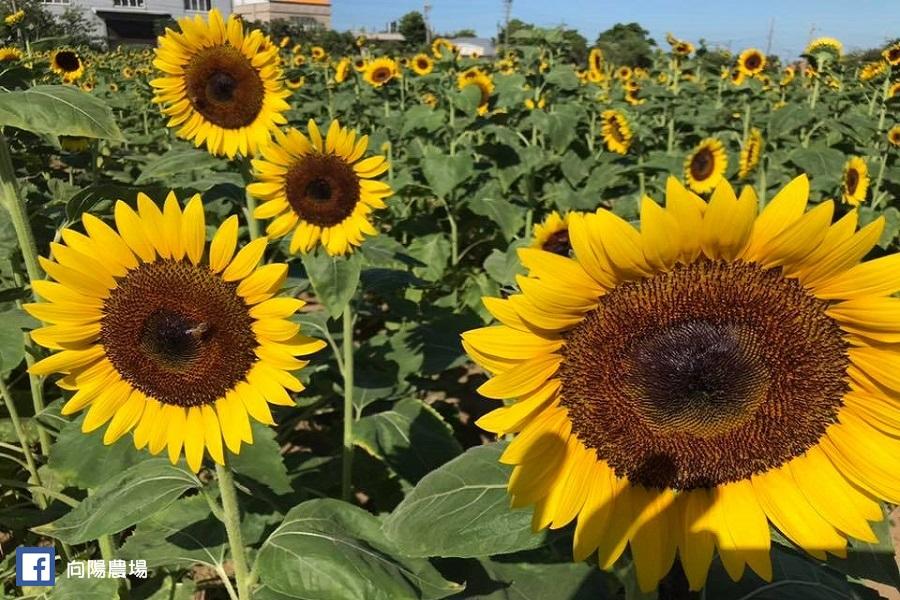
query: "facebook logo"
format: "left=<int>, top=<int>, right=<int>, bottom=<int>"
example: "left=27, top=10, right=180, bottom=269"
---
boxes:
left=16, top=547, right=56, bottom=586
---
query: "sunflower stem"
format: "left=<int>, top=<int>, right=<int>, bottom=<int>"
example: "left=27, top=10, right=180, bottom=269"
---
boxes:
left=876, top=75, right=890, bottom=135
left=216, top=462, right=252, bottom=600
left=809, top=76, right=820, bottom=110
left=741, top=102, right=751, bottom=145
left=757, top=156, right=767, bottom=209
left=0, top=132, right=52, bottom=455
left=0, top=376, right=46, bottom=509
left=341, top=305, right=355, bottom=502
left=238, top=158, right=261, bottom=240
left=870, top=152, right=888, bottom=210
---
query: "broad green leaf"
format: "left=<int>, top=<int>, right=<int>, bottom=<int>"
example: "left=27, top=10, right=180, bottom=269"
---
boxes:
left=64, top=183, right=165, bottom=222
left=483, top=242, right=525, bottom=287
left=382, top=443, right=546, bottom=558
left=825, top=508, right=900, bottom=589
left=135, top=146, right=224, bottom=184
left=788, top=145, right=845, bottom=182
left=47, top=414, right=150, bottom=489
left=118, top=495, right=227, bottom=569
left=468, top=196, right=524, bottom=241
left=354, top=398, right=462, bottom=484
left=256, top=498, right=462, bottom=600
left=34, top=459, right=200, bottom=544
left=0, top=308, right=34, bottom=374
left=301, top=251, right=362, bottom=319
left=407, top=233, right=451, bottom=281
left=228, top=421, right=292, bottom=494
left=448, top=555, right=615, bottom=599
left=421, top=151, right=474, bottom=198
left=45, top=573, right=119, bottom=600
left=0, top=85, right=124, bottom=141
left=767, top=103, right=814, bottom=139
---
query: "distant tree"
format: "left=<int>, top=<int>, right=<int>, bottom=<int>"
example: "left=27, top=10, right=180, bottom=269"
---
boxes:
left=497, top=18, right=532, bottom=46
left=398, top=11, right=426, bottom=47
left=595, top=22, right=656, bottom=67
left=446, top=29, right=477, bottom=38
left=1, top=0, right=99, bottom=48
left=254, top=19, right=354, bottom=55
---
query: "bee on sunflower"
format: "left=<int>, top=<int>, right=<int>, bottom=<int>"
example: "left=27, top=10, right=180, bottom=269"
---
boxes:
left=464, top=173, right=900, bottom=592
left=26, top=193, right=325, bottom=472
left=684, top=138, right=728, bottom=194
left=841, top=157, right=869, bottom=206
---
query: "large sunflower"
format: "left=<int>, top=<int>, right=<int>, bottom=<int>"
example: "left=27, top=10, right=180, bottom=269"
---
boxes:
left=150, top=9, right=290, bottom=159
left=463, top=174, right=898, bottom=592
left=247, top=120, right=393, bottom=256
left=50, top=49, right=85, bottom=82
left=684, top=138, right=728, bottom=194
left=26, top=193, right=325, bottom=472
left=599, top=109, right=632, bottom=155
left=842, top=157, right=869, bottom=206
left=738, top=127, right=763, bottom=179
left=363, top=57, right=398, bottom=87
left=737, top=48, right=766, bottom=77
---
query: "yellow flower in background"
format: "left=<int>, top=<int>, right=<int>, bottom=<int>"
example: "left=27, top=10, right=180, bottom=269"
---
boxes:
left=859, top=61, right=886, bottom=82
left=889, top=125, right=900, bottom=147
left=615, top=65, right=632, bottom=80
left=248, top=120, right=393, bottom=256
left=421, top=92, right=438, bottom=108
left=524, top=96, right=546, bottom=110
left=806, top=37, right=843, bottom=57
left=531, top=211, right=573, bottom=256
left=310, top=46, right=327, bottom=62
left=50, top=49, right=85, bottom=82
left=684, top=137, right=728, bottom=194
left=4, top=9, right=24, bottom=26
left=352, top=57, right=366, bottom=72
left=779, top=66, right=796, bottom=86
left=588, top=48, right=603, bottom=74
left=121, top=66, right=135, bottom=79
left=739, top=128, right=763, bottom=179
left=285, top=75, right=305, bottom=90
left=431, top=37, right=454, bottom=59
left=884, top=42, right=900, bottom=66
left=150, top=9, right=289, bottom=159
left=600, top=109, right=632, bottom=155
left=463, top=173, right=897, bottom=592
left=457, top=68, right=494, bottom=115
left=26, top=193, right=325, bottom=473
left=673, top=41, right=694, bottom=56
left=334, top=57, right=351, bottom=83
left=496, top=58, right=516, bottom=75
left=411, top=53, right=434, bottom=76
left=842, top=157, right=869, bottom=206
left=888, top=81, right=900, bottom=99
left=737, top=48, right=766, bottom=77
left=363, top=57, right=398, bottom=87
left=291, top=54, right=306, bottom=68
left=0, top=46, right=22, bottom=62
left=730, top=66, right=746, bottom=85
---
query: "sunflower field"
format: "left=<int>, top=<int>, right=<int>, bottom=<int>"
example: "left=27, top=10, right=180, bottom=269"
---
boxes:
left=1, top=9, right=900, bottom=600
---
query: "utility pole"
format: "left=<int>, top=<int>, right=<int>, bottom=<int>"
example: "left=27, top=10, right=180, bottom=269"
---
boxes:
left=502, top=0, right=512, bottom=49
left=765, top=17, right=775, bottom=56
left=424, top=1, right=432, bottom=44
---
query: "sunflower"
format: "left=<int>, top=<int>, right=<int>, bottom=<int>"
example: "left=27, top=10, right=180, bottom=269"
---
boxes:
left=738, top=128, right=763, bottom=179
left=859, top=61, right=886, bottom=82
left=411, top=53, right=433, bottom=76
left=496, top=58, right=516, bottom=75
left=884, top=42, right=900, bottom=66
left=889, top=81, right=900, bottom=99
left=334, top=57, right=351, bottom=83
left=457, top=68, right=494, bottom=115
left=26, top=193, right=325, bottom=473
left=625, top=86, right=645, bottom=106
left=524, top=96, right=547, bottom=111
left=352, top=57, right=366, bottom=72
left=673, top=41, right=694, bottom=56
left=422, top=92, right=438, bottom=108
left=398, top=57, right=409, bottom=68
left=81, top=80, right=95, bottom=92
left=363, top=57, right=398, bottom=87
left=737, top=48, right=766, bottom=77
left=285, top=75, right=304, bottom=90
left=806, top=37, right=843, bottom=57
left=121, top=66, right=135, bottom=79
left=291, top=54, right=306, bottom=68
left=247, top=120, right=393, bottom=256
left=431, top=38, right=454, bottom=59
left=310, top=46, right=327, bottom=62
left=842, top=157, right=869, bottom=207
left=4, top=9, right=24, bottom=26
left=355, top=35, right=367, bottom=48
left=684, top=138, right=728, bottom=194
left=532, top=211, right=573, bottom=256
left=50, top=49, right=85, bottom=82
left=888, top=125, right=900, bottom=147
left=615, top=66, right=632, bottom=80
left=587, top=69, right=605, bottom=84
left=779, top=66, right=796, bottom=86
left=600, top=109, right=632, bottom=155
left=588, top=48, right=603, bottom=74
left=150, top=9, right=290, bottom=159
left=463, top=173, right=900, bottom=592
left=729, top=66, right=745, bottom=85
left=279, top=36, right=291, bottom=49
left=0, top=47, right=22, bottom=63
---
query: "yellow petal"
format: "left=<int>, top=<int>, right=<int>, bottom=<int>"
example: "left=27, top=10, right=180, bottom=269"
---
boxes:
left=222, top=237, right=269, bottom=282
left=209, top=215, right=240, bottom=274
left=183, top=407, right=205, bottom=472
left=181, top=194, right=206, bottom=265
left=701, top=180, right=756, bottom=261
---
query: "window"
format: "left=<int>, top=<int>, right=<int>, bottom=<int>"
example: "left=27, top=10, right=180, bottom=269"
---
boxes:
left=113, top=0, right=144, bottom=7
left=184, top=0, right=211, bottom=11
left=41, top=0, right=70, bottom=5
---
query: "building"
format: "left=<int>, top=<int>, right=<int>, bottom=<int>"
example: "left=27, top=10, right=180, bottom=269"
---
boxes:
left=450, top=37, right=496, bottom=58
left=42, top=0, right=232, bottom=45
left=231, top=0, right=330, bottom=27
left=41, top=0, right=331, bottom=45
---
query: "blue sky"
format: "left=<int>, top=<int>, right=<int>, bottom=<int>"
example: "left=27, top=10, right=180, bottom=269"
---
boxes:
left=333, top=0, right=899, bottom=58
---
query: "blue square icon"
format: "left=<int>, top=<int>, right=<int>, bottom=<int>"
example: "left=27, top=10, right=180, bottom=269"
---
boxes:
left=16, top=547, right=56, bottom=586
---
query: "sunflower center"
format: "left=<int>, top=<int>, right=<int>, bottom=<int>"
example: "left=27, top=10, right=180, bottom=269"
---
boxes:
left=745, top=54, right=761, bottom=70
left=184, top=45, right=265, bottom=129
left=689, top=147, right=715, bottom=181
left=541, top=229, right=571, bottom=257
left=285, top=154, right=360, bottom=227
left=372, top=67, right=391, bottom=82
left=846, top=169, right=859, bottom=194
left=560, top=259, right=848, bottom=490
left=55, top=51, right=80, bottom=72
left=100, top=260, right=257, bottom=407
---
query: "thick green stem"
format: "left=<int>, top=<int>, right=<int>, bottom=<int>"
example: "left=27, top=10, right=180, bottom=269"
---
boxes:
left=341, top=307, right=354, bottom=502
left=741, top=102, right=751, bottom=144
left=757, top=158, right=767, bottom=210
left=876, top=76, right=890, bottom=135
left=0, top=377, right=45, bottom=509
left=870, top=153, right=888, bottom=209
left=809, top=76, right=820, bottom=110
left=666, top=111, right=675, bottom=155
left=216, top=462, right=252, bottom=600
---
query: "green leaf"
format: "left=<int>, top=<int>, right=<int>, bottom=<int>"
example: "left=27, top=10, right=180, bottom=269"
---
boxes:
left=0, top=308, right=34, bottom=374
left=118, top=494, right=227, bottom=569
left=483, top=243, right=525, bottom=287
left=382, top=443, right=546, bottom=558
left=135, top=146, right=224, bottom=185
left=47, top=415, right=151, bottom=489
left=47, top=573, right=119, bottom=600
left=354, top=398, right=462, bottom=484
left=421, top=151, right=474, bottom=198
left=256, top=498, right=462, bottom=600
left=227, top=421, right=292, bottom=494
left=34, top=459, right=200, bottom=544
left=468, top=196, right=525, bottom=241
left=0, top=85, right=124, bottom=141
left=788, top=145, right=845, bottom=182
left=450, top=555, right=615, bottom=599
left=826, top=508, right=900, bottom=589
left=767, top=104, right=814, bottom=139
left=407, top=233, right=451, bottom=282
left=301, top=251, right=362, bottom=319
left=65, top=183, right=166, bottom=223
